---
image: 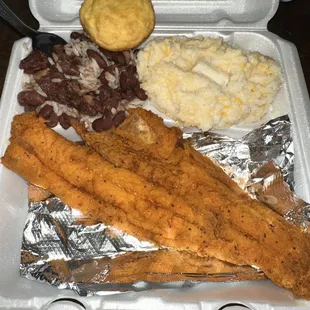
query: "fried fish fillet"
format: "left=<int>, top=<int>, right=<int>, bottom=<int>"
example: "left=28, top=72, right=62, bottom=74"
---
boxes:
left=74, top=110, right=310, bottom=299
left=28, top=183, right=52, bottom=202
left=72, top=120, right=243, bottom=201
left=2, top=139, right=104, bottom=226
left=3, top=138, right=262, bottom=282
left=7, top=117, right=218, bottom=255
left=5, top=112, right=310, bottom=299
left=50, top=250, right=265, bottom=285
left=115, top=108, right=244, bottom=194
left=72, top=112, right=310, bottom=292
left=2, top=139, right=202, bottom=243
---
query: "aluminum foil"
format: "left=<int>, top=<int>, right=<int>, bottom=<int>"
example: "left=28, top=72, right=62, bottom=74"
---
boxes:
left=20, top=115, right=309, bottom=296
left=187, top=115, right=309, bottom=230
left=186, top=115, right=294, bottom=191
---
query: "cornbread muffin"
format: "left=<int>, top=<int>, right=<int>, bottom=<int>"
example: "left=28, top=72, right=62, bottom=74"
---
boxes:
left=80, top=0, right=155, bottom=51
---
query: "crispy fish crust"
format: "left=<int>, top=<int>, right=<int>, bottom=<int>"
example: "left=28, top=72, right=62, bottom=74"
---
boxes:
left=8, top=114, right=218, bottom=255
left=2, top=139, right=104, bottom=226
left=50, top=250, right=265, bottom=284
left=28, top=183, right=52, bottom=202
left=2, top=139, right=205, bottom=243
left=2, top=139, right=263, bottom=283
left=74, top=109, right=310, bottom=299
left=5, top=111, right=310, bottom=299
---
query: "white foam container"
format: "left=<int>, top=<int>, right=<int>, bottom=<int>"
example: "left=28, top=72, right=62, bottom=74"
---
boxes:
left=0, top=0, right=310, bottom=309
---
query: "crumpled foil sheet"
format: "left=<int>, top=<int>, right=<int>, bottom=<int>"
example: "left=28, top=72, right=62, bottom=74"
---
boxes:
left=185, top=115, right=294, bottom=191
left=20, top=115, right=310, bottom=296
left=187, top=115, right=310, bottom=230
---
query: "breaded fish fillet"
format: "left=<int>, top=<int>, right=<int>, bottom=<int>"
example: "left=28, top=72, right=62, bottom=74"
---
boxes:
left=115, top=108, right=244, bottom=194
left=3, top=139, right=262, bottom=282
left=8, top=115, right=218, bottom=255
left=6, top=112, right=310, bottom=299
left=74, top=110, right=310, bottom=299
left=2, top=139, right=207, bottom=244
left=51, top=250, right=265, bottom=285
left=72, top=113, right=310, bottom=283
left=2, top=139, right=105, bottom=226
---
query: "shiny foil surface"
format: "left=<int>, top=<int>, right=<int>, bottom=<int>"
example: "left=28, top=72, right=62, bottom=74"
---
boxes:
left=20, top=115, right=309, bottom=296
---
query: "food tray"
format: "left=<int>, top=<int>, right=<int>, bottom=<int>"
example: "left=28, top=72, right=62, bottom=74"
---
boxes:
left=0, top=0, right=310, bottom=309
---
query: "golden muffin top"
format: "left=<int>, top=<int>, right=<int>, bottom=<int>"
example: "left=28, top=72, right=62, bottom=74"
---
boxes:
left=80, top=0, right=155, bottom=51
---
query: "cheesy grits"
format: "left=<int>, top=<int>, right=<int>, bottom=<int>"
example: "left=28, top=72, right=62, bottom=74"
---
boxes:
left=137, top=36, right=282, bottom=130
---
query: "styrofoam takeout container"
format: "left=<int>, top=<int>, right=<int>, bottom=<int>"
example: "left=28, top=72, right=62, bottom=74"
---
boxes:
left=0, top=0, right=310, bottom=309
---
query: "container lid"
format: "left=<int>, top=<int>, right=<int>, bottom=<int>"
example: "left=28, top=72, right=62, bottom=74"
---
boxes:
left=29, top=0, right=279, bottom=31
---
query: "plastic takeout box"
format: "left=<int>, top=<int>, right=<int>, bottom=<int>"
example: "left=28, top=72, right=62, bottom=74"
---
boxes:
left=1, top=0, right=310, bottom=309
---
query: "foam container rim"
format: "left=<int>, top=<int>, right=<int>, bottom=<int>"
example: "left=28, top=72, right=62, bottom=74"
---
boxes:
left=0, top=0, right=310, bottom=309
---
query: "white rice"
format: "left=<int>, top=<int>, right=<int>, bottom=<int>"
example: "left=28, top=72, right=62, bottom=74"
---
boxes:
left=64, top=75, right=80, bottom=80
left=65, top=39, right=111, bottom=67
left=126, top=98, right=144, bottom=109
left=34, top=85, right=47, bottom=97
left=48, top=57, right=55, bottom=66
left=52, top=53, right=59, bottom=62
left=55, top=63, right=63, bottom=73
left=42, top=101, right=80, bottom=118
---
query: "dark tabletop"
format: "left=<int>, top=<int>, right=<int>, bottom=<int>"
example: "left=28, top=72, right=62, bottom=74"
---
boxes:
left=0, top=0, right=309, bottom=97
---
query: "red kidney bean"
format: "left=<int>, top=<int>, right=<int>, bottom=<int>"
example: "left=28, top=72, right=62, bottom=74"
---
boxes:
left=70, top=32, right=91, bottom=42
left=99, top=48, right=114, bottom=61
left=52, top=45, right=80, bottom=76
left=92, top=111, right=113, bottom=132
left=126, top=64, right=137, bottom=75
left=59, top=113, right=72, bottom=130
left=113, top=111, right=126, bottom=127
left=99, top=88, right=112, bottom=102
left=87, top=49, right=107, bottom=69
left=70, top=32, right=82, bottom=40
left=37, top=73, right=82, bottom=109
left=134, top=87, right=148, bottom=101
left=18, top=90, right=47, bottom=107
left=129, top=75, right=139, bottom=88
left=37, top=104, right=53, bottom=119
left=111, top=52, right=126, bottom=66
left=120, top=72, right=139, bottom=90
left=121, top=90, right=136, bottom=101
left=119, top=72, right=128, bottom=91
left=104, top=65, right=117, bottom=75
left=95, top=99, right=104, bottom=113
left=19, top=50, right=49, bottom=74
left=110, top=89, right=122, bottom=101
left=99, top=72, right=109, bottom=86
left=24, top=105, right=37, bottom=112
left=46, top=111, right=59, bottom=128
left=104, top=97, right=119, bottom=109
left=37, top=73, right=62, bottom=96
left=67, top=80, right=81, bottom=97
